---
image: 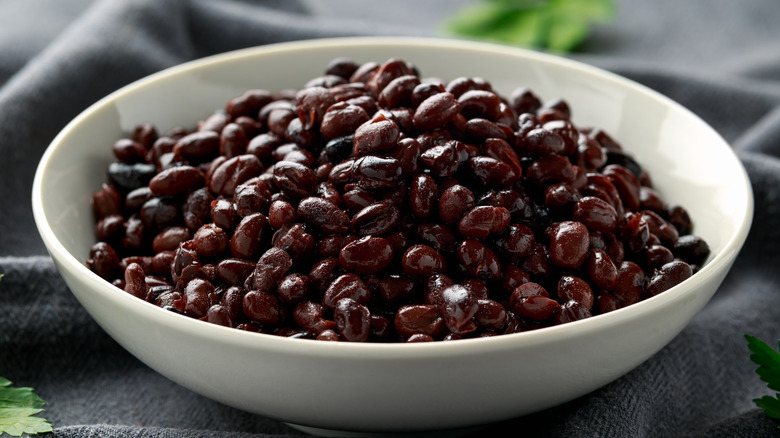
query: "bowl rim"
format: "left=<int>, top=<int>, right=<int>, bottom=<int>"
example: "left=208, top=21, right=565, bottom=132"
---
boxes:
left=31, top=36, right=754, bottom=359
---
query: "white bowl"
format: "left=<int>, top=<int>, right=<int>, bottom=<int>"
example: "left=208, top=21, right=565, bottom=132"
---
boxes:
left=32, top=37, right=752, bottom=434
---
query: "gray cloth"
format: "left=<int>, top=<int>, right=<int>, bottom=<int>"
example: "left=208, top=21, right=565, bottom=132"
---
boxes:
left=1, top=0, right=779, bottom=436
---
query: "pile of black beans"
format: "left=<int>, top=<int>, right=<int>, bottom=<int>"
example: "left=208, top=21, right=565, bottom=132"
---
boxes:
left=86, top=57, right=710, bottom=342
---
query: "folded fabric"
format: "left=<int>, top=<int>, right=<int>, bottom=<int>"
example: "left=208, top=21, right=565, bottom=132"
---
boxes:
left=1, top=1, right=780, bottom=437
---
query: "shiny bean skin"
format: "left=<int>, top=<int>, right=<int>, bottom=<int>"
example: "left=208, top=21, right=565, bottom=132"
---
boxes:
left=208, top=154, right=263, bottom=196
left=672, top=234, right=711, bottom=266
left=219, top=123, right=249, bottom=158
left=296, top=86, right=335, bottom=129
left=402, top=244, right=447, bottom=276
left=445, top=77, right=491, bottom=97
left=409, top=174, right=439, bottom=219
left=419, top=141, right=470, bottom=178
left=604, top=164, right=641, bottom=212
left=416, top=223, right=458, bottom=254
left=339, top=236, right=394, bottom=275
left=326, top=57, right=360, bottom=79
left=365, top=58, right=414, bottom=97
left=140, top=197, right=180, bottom=230
left=353, top=155, right=403, bottom=190
left=323, top=273, right=371, bottom=310
left=510, top=88, right=542, bottom=115
left=352, top=115, right=400, bottom=157
left=210, top=199, right=238, bottom=230
left=321, top=102, right=370, bottom=140
left=458, top=89, right=502, bottom=120
left=644, top=244, right=675, bottom=269
left=351, top=201, right=400, bottom=236
left=378, top=74, right=420, bottom=108
left=666, top=205, right=693, bottom=235
left=123, top=262, right=147, bottom=299
left=183, top=278, right=216, bottom=318
left=555, top=300, right=592, bottom=324
left=95, top=214, right=125, bottom=243
left=375, top=274, right=417, bottom=304
left=438, top=185, right=475, bottom=224
left=272, top=223, right=315, bottom=262
left=457, top=206, right=511, bottom=239
left=394, top=304, right=447, bottom=340
left=391, top=137, right=423, bottom=177
left=183, top=188, right=215, bottom=231
left=483, top=138, right=523, bottom=178
left=92, top=183, right=123, bottom=220
left=89, top=56, right=708, bottom=342
left=520, top=242, right=551, bottom=279
left=545, top=183, right=581, bottom=211
left=475, top=298, right=507, bottom=331
left=250, top=247, right=293, bottom=292
left=641, top=210, right=679, bottom=244
left=226, top=89, right=273, bottom=119
left=572, top=196, right=618, bottom=233
left=509, top=282, right=550, bottom=309
left=243, top=290, right=280, bottom=325
left=467, top=156, right=518, bottom=187
left=215, top=258, right=255, bottom=286
left=523, top=128, right=567, bottom=156
left=152, top=226, right=192, bottom=254
left=613, top=261, right=646, bottom=307
left=173, top=131, right=219, bottom=161
left=277, top=273, right=310, bottom=304
left=273, top=160, right=318, bottom=198
left=457, top=239, right=502, bottom=283
left=437, top=284, right=479, bottom=335
left=230, top=213, right=270, bottom=259
left=267, top=199, right=296, bottom=229
left=297, top=197, right=349, bottom=234
left=547, top=221, right=590, bottom=270
left=112, top=138, right=146, bottom=163
left=294, top=301, right=336, bottom=334
left=586, top=248, right=618, bottom=291
left=512, top=295, right=560, bottom=321
left=500, top=264, right=530, bottom=297
left=234, top=178, right=271, bottom=217
left=413, top=92, right=460, bottom=131
left=494, top=224, right=535, bottom=260
left=334, top=298, right=371, bottom=342
left=525, top=154, right=574, bottom=186
left=622, top=213, right=650, bottom=254
left=557, top=275, right=594, bottom=310
left=645, top=260, right=692, bottom=297
left=342, top=187, right=374, bottom=212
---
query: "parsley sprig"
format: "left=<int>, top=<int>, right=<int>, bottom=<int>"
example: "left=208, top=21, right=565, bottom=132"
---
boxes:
left=746, top=334, right=780, bottom=422
left=442, top=0, right=615, bottom=53
left=0, top=377, right=52, bottom=436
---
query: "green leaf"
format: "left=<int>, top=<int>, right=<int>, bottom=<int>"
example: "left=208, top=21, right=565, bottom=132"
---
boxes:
left=754, top=395, right=780, bottom=420
left=0, top=409, right=52, bottom=436
left=551, top=0, right=614, bottom=21
left=0, top=379, right=52, bottom=436
left=545, top=12, right=589, bottom=52
left=746, top=334, right=780, bottom=392
left=441, top=0, right=615, bottom=53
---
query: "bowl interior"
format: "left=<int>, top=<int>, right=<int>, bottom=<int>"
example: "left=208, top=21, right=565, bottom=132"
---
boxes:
left=31, top=37, right=753, bottom=432
left=36, top=38, right=750, bottom=270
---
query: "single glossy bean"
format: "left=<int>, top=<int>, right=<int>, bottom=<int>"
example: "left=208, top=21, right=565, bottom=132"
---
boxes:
left=401, top=244, right=447, bottom=277
left=334, top=298, right=371, bottom=342
left=297, top=196, right=349, bottom=234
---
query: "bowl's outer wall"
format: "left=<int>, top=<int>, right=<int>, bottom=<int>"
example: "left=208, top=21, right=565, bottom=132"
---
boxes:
left=34, top=38, right=752, bottom=432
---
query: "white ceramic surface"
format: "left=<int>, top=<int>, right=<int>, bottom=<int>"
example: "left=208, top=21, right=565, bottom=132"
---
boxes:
left=32, top=37, right=753, bottom=434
